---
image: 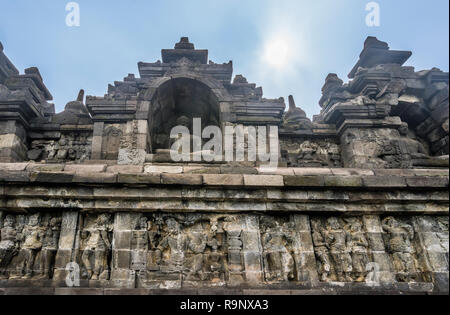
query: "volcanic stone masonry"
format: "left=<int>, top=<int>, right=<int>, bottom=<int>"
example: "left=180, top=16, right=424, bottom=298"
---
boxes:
left=0, top=37, right=448, bottom=295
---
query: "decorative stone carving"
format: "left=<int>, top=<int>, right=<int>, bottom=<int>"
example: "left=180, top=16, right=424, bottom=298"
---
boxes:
left=0, top=215, right=19, bottom=279
left=281, top=138, right=342, bottom=167
left=312, top=217, right=370, bottom=282
left=0, top=213, right=63, bottom=280
left=382, top=217, right=418, bottom=282
left=260, top=216, right=295, bottom=282
left=347, top=218, right=370, bottom=282
left=282, top=95, right=313, bottom=131
left=80, top=213, right=113, bottom=281
left=38, top=216, right=61, bottom=279
left=102, top=126, right=123, bottom=160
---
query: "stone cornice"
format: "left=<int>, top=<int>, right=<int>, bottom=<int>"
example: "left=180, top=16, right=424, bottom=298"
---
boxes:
left=1, top=163, right=447, bottom=215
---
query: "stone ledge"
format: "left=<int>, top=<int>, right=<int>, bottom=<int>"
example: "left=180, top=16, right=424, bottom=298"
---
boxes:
left=117, top=173, right=161, bottom=184
left=0, top=163, right=448, bottom=189
left=244, top=175, right=284, bottom=187
left=203, top=174, right=244, bottom=186
left=0, top=283, right=443, bottom=295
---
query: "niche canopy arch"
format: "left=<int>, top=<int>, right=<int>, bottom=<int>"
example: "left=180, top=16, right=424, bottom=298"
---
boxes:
left=147, top=76, right=221, bottom=152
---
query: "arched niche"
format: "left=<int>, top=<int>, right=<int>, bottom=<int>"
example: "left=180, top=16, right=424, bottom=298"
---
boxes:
left=147, top=77, right=221, bottom=153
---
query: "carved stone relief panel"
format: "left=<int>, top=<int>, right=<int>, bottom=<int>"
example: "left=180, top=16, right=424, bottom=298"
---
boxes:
left=280, top=137, right=342, bottom=168
left=381, top=216, right=424, bottom=282
left=101, top=125, right=124, bottom=160
left=77, top=213, right=114, bottom=281
left=0, top=212, right=62, bottom=280
left=124, top=214, right=237, bottom=289
left=311, top=216, right=371, bottom=282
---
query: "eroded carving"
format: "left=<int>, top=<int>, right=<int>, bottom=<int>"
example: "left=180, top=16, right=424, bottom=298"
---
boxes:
left=382, top=217, right=418, bottom=282
left=80, top=213, right=113, bottom=280
left=311, top=217, right=370, bottom=282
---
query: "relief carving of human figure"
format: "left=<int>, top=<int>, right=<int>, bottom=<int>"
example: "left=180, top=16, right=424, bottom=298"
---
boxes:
left=324, top=217, right=353, bottom=282
left=382, top=217, right=416, bottom=275
left=80, top=214, right=113, bottom=280
left=157, top=218, right=187, bottom=273
left=12, top=214, right=45, bottom=279
left=311, top=220, right=331, bottom=282
left=347, top=219, right=369, bottom=282
left=261, top=218, right=295, bottom=282
left=38, top=217, right=61, bottom=279
left=0, top=215, right=19, bottom=279
left=185, top=230, right=207, bottom=280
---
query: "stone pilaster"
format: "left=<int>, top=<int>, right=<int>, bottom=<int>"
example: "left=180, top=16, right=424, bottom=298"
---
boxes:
left=91, top=122, right=104, bottom=160
left=110, top=212, right=139, bottom=288
left=241, top=215, right=263, bottom=284
left=117, top=120, right=147, bottom=165
left=0, top=120, right=28, bottom=162
left=412, top=216, right=449, bottom=292
left=292, top=215, right=319, bottom=285
left=362, top=215, right=395, bottom=284
left=53, top=211, right=80, bottom=282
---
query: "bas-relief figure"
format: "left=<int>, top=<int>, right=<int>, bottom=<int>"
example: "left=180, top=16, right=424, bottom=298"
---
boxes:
left=260, top=216, right=295, bottom=282
left=311, top=217, right=370, bottom=283
left=0, top=215, right=18, bottom=279
left=382, top=217, right=418, bottom=281
left=125, top=214, right=229, bottom=285
left=0, top=212, right=447, bottom=290
left=39, top=216, right=61, bottom=279
left=347, top=219, right=370, bottom=282
left=80, top=213, right=113, bottom=281
left=0, top=213, right=62, bottom=280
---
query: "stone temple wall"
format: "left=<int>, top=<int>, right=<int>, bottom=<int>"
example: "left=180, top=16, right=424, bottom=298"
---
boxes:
left=0, top=37, right=448, bottom=294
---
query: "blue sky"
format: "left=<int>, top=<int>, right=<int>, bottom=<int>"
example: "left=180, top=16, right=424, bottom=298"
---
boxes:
left=0, top=0, right=448, bottom=117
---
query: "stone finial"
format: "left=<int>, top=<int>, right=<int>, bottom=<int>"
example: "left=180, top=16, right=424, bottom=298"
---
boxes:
left=322, top=73, right=344, bottom=93
left=287, top=95, right=307, bottom=118
left=288, top=95, right=297, bottom=111
left=283, top=95, right=313, bottom=131
left=348, top=37, right=412, bottom=78
left=25, top=67, right=43, bottom=82
left=175, top=37, right=195, bottom=50
left=233, top=75, right=248, bottom=84
left=77, top=89, right=85, bottom=102
left=51, top=89, right=92, bottom=125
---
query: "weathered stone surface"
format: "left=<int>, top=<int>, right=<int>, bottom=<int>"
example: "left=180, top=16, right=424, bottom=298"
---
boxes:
left=324, top=175, right=363, bottom=187
left=244, top=175, right=284, bottom=187
left=203, top=174, right=244, bottom=186
left=144, top=165, right=183, bottom=174
left=161, top=174, right=203, bottom=185
left=30, top=171, right=75, bottom=183
left=26, top=163, right=65, bottom=172
left=64, top=164, right=107, bottom=173
left=0, top=170, right=30, bottom=182
left=0, top=36, right=448, bottom=294
left=284, top=175, right=324, bottom=187
left=406, top=176, right=448, bottom=188
left=362, top=176, right=407, bottom=188
left=0, top=163, right=29, bottom=171
left=117, top=173, right=161, bottom=184
left=106, top=165, right=144, bottom=173
left=72, top=172, right=117, bottom=183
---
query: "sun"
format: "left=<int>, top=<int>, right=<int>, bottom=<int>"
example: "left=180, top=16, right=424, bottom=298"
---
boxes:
left=262, top=36, right=292, bottom=69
